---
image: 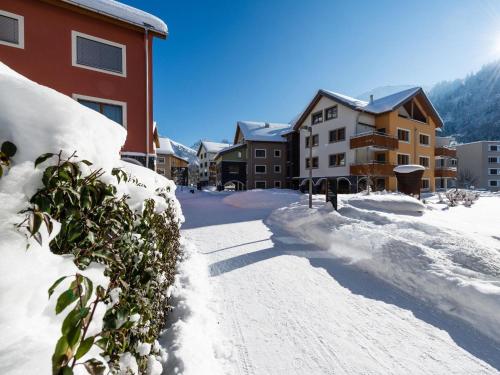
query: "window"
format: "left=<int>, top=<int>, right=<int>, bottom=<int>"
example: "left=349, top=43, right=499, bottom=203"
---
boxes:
left=255, top=149, right=266, bottom=158
left=311, top=111, right=323, bottom=124
left=274, top=149, right=281, bottom=157
left=255, top=165, right=266, bottom=174
left=419, top=133, right=430, bottom=146
left=75, top=95, right=126, bottom=127
left=305, top=157, right=319, bottom=169
left=329, top=128, right=346, bottom=143
left=489, top=145, right=499, bottom=152
left=489, top=168, right=499, bottom=175
left=329, top=153, right=346, bottom=167
left=421, top=179, right=430, bottom=190
left=72, top=31, right=126, bottom=76
left=397, top=154, right=410, bottom=165
left=397, top=128, right=410, bottom=143
left=0, top=10, right=24, bottom=49
left=419, top=156, right=430, bottom=168
left=450, top=159, right=457, bottom=167
left=157, top=169, right=165, bottom=175
left=305, top=134, right=319, bottom=147
left=274, top=165, right=281, bottom=173
left=237, top=151, right=242, bottom=158
left=325, top=106, right=338, bottom=120
left=488, top=157, right=499, bottom=163
left=157, top=157, right=165, bottom=163
left=489, top=180, right=498, bottom=187
left=274, top=181, right=281, bottom=188
left=255, top=181, right=266, bottom=189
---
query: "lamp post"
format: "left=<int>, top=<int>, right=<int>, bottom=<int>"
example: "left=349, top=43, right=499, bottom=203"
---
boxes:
left=302, top=125, right=313, bottom=209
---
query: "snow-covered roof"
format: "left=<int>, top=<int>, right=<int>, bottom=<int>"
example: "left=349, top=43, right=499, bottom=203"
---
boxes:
left=236, top=121, right=291, bottom=143
left=157, top=137, right=175, bottom=155
left=200, top=141, right=232, bottom=154
left=362, top=87, right=421, bottom=113
left=157, top=137, right=197, bottom=164
left=62, top=0, right=168, bottom=36
left=214, top=143, right=246, bottom=159
left=393, top=165, right=425, bottom=174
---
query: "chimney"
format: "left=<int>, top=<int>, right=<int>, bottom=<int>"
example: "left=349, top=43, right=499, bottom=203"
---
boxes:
left=369, top=94, right=374, bottom=103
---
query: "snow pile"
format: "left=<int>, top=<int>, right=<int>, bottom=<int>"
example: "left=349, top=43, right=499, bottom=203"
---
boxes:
left=160, top=239, right=224, bottom=375
left=270, top=192, right=500, bottom=342
left=393, top=164, right=426, bottom=174
left=347, top=192, right=425, bottom=214
left=0, top=62, right=179, bottom=374
left=223, top=189, right=301, bottom=209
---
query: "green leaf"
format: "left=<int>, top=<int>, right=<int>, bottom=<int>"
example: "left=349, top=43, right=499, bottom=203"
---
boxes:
left=1, top=141, right=17, bottom=157
left=48, top=276, right=68, bottom=299
left=34, top=152, right=54, bottom=167
left=66, top=322, right=82, bottom=347
left=81, top=277, right=93, bottom=307
left=61, top=367, right=74, bottom=375
left=83, top=359, right=105, bottom=375
left=52, top=335, right=70, bottom=371
left=0, top=165, right=3, bottom=179
left=80, top=160, right=92, bottom=166
left=75, top=336, right=94, bottom=360
left=55, top=289, right=78, bottom=314
left=29, top=211, right=43, bottom=235
left=62, top=307, right=89, bottom=335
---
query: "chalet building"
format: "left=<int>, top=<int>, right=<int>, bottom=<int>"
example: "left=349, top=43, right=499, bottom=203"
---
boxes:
left=0, top=0, right=167, bottom=169
left=215, top=121, right=290, bottom=190
left=290, top=87, right=447, bottom=193
left=456, top=141, right=500, bottom=191
left=196, top=141, right=231, bottom=186
left=156, top=137, right=189, bottom=186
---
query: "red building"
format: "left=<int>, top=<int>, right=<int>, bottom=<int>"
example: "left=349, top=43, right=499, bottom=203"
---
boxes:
left=0, top=0, right=167, bottom=168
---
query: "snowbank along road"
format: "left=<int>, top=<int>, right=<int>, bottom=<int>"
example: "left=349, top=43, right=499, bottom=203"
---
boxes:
left=177, top=190, right=500, bottom=375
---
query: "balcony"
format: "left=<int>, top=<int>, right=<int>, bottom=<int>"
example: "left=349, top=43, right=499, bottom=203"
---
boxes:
left=435, top=167, right=457, bottom=178
left=350, top=131, right=399, bottom=150
left=350, top=162, right=397, bottom=176
left=435, top=147, right=457, bottom=158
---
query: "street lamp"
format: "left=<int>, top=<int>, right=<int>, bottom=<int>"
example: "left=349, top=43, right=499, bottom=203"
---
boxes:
left=301, top=125, right=313, bottom=209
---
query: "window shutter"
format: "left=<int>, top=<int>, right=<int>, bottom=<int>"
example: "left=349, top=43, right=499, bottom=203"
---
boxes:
left=76, top=36, right=123, bottom=73
left=0, top=14, right=18, bottom=44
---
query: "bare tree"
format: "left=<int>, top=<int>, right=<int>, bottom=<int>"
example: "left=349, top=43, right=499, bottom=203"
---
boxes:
left=457, top=168, right=478, bottom=189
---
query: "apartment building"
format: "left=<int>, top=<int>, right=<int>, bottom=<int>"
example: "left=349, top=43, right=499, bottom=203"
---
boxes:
left=435, top=136, right=458, bottom=190
left=196, top=141, right=231, bottom=186
left=156, top=137, right=189, bottom=185
left=214, top=144, right=247, bottom=190
left=0, top=0, right=167, bottom=169
left=456, top=141, right=500, bottom=191
left=290, top=87, right=445, bottom=192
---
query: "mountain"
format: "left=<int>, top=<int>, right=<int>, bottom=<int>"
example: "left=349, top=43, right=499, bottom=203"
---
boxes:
left=429, top=60, right=500, bottom=142
left=170, top=139, right=198, bottom=165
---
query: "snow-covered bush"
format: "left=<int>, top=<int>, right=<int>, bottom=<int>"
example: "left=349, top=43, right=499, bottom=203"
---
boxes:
left=445, top=189, right=479, bottom=207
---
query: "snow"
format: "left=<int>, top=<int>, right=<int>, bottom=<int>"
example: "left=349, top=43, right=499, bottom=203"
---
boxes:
left=200, top=141, right=232, bottom=154
left=347, top=191, right=426, bottom=213
left=175, top=189, right=500, bottom=374
left=157, top=137, right=198, bottom=165
left=63, top=0, right=168, bottom=35
left=236, top=121, right=291, bottom=142
left=0, top=62, right=181, bottom=374
left=223, top=189, right=301, bottom=209
left=362, top=87, right=421, bottom=113
left=393, top=164, right=426, bottom=173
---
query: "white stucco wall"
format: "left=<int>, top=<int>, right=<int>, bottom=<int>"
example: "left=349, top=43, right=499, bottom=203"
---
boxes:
left=297, top=96, right=374, bottom=178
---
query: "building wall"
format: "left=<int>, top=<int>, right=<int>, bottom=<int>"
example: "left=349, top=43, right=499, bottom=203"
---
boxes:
left=246, top=141, right=287, bottom=189
left=297, top=96, right=374, bottom=179
left=197, top=145, right=217, bottom=184
left=457, top=141, right=500, bottom=191
left=0, top=0, right=156, bottom=157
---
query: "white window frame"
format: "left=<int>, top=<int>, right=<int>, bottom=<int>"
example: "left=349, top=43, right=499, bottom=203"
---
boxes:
left=255, top=165, right=267, bottom=174
left=274, top=149, right=281, bottom=157
left=488, top=180, right=498, bottom=187
left=157, top=156, right=165, bottom=163
left=419, top=132, right=430, bottom=147
left=255, top=149, right=266, bottom=158
left=488, top=144, right=500, bottom=152
left=488, top=157, right=499, bottom=164
left=73, top=94, right=127, bottom=129
left=397, top=153, right=410, bottom=165
left=274, top=180, right=281, bottom=188
left=255, top=181, right=267, bottom=189
left=488, top=168, right=499, bottom=175
left=421, top=178, right=430, bottom=190
left=0, top=10, right=24, bottom=49
left=419, top=155, right=430, bottom=168
left=71, top=31, right=127, bottom=77
left=397, top=128, right=411, bottom=144
left=274, top=165, right=281, bottom=173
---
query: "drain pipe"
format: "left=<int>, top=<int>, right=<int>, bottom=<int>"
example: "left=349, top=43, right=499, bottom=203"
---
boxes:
left=144, top=24, right=152, bottom=169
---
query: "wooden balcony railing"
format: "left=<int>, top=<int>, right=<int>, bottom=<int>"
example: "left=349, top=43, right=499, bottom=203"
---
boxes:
left=350, top=162, right=397, bottom=176
left=350, top=131, right=399, bottom=150
left=435, top=168, right=457, bottom=178
left=435, top=147, right=457, bottom=158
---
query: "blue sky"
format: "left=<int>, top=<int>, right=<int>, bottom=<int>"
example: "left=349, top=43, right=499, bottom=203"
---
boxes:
left=124, top=0, right=500, bottom=147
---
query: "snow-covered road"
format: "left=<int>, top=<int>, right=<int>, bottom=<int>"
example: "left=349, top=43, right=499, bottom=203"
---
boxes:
left=178, top=191, right=500, bottom=375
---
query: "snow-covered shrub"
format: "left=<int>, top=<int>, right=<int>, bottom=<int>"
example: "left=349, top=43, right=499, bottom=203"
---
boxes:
left=445, top=189, right=479, bottom=207
left=20, top=151, right=181, bottom=374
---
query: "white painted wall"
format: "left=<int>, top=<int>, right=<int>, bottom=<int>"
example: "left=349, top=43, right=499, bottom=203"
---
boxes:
left=197, top=145, right=217, bottom=182
left=297, top=96, right=374, bottom=178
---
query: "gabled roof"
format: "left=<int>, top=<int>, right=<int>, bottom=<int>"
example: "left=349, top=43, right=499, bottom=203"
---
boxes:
left=214, top=143, right=246, bottom=159
left=234, top=121, right=291, bottom=144
left=197, top=141, right=232, bottom=156
left=157, top=137, right=197, bottom=164
left=293, top=87, right=443, bottom=130
left=157, top=137, right=175, bottom=155
left=62, top=0, right=168, bottom=37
